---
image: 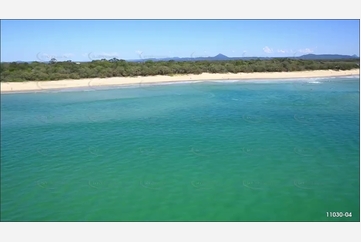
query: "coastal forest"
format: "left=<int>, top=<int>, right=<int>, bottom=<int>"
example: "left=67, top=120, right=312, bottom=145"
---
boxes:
left=1, top=58, right=359, bottom=82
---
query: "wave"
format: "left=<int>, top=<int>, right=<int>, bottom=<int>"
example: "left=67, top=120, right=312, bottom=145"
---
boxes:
left=187, top=78, right=346, bottom=85
left=307, top=81, right=321, bottom=84
left=208, top=80, right=244, bottom=83
left=140, top=81, right=196, bottom=86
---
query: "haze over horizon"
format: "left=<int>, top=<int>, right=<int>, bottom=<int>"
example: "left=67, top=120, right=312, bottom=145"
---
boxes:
left=1, top=20, right=360, bottom=62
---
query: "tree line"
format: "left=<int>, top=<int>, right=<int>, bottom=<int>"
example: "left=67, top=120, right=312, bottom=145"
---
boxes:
left=1, top=58, right=359, bottom=82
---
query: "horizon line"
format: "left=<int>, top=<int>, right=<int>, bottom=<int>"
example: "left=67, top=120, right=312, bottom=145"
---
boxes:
left=2, top=53, right=359, bottom=63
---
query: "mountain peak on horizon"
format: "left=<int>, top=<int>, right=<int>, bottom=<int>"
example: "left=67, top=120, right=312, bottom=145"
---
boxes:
left=215, top=53, right=228, bottom=58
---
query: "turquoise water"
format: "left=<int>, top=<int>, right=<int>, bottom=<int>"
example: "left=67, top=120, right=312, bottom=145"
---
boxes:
left=1, top=77, right=360, bottom=221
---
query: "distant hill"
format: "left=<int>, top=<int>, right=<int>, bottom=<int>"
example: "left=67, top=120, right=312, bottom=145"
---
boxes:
left=129, top=53, right=359, bottom=62
left=296, top=54, right=359, bottom=60
left=130, top=54, right=267, bottom=62
left=2, top=53, right=359, bottom=64
left=212, top=53, right=229, bottom=60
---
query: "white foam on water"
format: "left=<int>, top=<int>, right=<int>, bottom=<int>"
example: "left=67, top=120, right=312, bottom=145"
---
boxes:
left=210, top=80, right=243, bottom=83
left=140, top=80, right=200, bottom=87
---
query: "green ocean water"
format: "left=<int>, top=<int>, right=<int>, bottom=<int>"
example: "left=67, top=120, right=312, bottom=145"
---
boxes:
left=1, top=77, right=360, bottom=222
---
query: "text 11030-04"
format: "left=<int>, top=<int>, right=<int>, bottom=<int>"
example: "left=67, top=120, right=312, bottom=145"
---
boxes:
left=326, top=212, right=352, bottom=218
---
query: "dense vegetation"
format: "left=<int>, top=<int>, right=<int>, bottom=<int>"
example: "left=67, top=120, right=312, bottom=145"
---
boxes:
left=1, top=58, right=359, bottom=82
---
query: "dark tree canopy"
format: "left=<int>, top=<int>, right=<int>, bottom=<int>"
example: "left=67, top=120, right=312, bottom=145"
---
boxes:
left=1, top=58, right=359, bottom=82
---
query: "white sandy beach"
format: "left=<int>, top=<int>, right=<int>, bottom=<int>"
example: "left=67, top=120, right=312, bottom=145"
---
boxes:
left=1, top=69, right=359, bottom=93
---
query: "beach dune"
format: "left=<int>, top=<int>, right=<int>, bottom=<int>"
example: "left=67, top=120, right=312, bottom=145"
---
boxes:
left=1, top=69, right=359, bottom=93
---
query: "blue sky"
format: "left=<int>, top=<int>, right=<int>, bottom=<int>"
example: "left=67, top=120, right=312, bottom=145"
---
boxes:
left=1, top=20, right=359, bottom=62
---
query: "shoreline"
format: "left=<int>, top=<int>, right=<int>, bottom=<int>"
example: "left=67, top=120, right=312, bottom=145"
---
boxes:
left=1, top=69, right=359, bottom=93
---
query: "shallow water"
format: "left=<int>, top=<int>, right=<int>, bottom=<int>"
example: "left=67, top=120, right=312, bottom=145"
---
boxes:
left=1, top=77, right=360, bottom=221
